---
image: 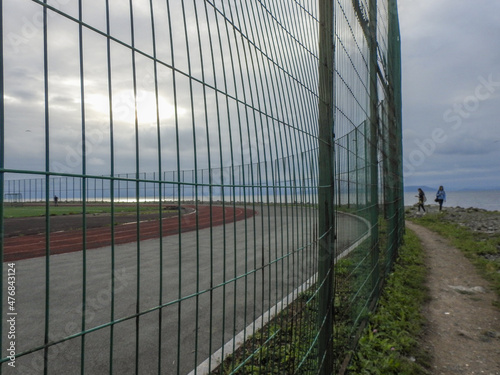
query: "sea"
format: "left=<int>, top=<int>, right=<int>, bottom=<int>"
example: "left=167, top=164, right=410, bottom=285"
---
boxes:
left=404, top=190, right=500, bottom=212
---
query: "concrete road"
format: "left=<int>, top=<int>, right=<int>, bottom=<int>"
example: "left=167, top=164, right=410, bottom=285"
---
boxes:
left=2, top=206, right=368, bottom=375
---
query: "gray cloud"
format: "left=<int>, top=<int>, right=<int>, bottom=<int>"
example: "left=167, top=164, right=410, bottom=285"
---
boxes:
left=399, top=0, right=500, bottom=190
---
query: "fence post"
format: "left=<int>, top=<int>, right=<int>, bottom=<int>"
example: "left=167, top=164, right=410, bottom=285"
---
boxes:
left=0, top=0, right=4, bottom=268
left=368, top=0, right=380, bottom=297
left=318, top=0, right=335, bottom=373
left=388, top=0, right=404, bottom=245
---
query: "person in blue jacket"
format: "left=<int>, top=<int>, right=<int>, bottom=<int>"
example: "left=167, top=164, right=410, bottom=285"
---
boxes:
left=435, top=186, right=446, bottom=211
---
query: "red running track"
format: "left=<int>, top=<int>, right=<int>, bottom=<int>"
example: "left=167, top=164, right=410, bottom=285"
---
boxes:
left=4, top=205, right=255, bottom=262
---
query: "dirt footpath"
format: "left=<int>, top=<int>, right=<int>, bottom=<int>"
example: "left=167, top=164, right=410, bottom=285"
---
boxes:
left=406, top=221, right=500, bottom=375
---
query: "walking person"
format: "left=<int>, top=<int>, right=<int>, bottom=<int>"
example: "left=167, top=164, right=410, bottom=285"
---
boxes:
left=435, top=186, right=446, bottom=211
left=416, top=188, right=426, bottom=212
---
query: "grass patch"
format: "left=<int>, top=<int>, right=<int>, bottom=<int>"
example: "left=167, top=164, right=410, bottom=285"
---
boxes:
left=409, top=212, right=500, bottom=299
left=210, top=221, right=424, bottom=374
left=347, top=229, right=431, bottom=375
left=209, top=212, right=498, bottom=374
left=211, top=289, right=319, bottom=374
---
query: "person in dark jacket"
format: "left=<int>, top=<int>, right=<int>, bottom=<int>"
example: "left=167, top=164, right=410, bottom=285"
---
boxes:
left=416, top=188, right=426, bottom=212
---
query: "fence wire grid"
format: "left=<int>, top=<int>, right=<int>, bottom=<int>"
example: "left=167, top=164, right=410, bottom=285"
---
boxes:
left=0, top=0, right=404, bottom=374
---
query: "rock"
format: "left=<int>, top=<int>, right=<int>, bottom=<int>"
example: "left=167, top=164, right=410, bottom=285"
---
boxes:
left=405, top=206, right=500, bottom=236
left=484, top=331, right=499, bottom=339
left=448, top=285, right=486, bottom=294
left=457, top=330, right=473, bottom=339
left=479, top=331, right=500, bottom=342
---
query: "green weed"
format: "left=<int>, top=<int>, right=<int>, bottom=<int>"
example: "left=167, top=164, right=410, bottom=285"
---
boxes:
left=348, top=229, right=431, bottom=375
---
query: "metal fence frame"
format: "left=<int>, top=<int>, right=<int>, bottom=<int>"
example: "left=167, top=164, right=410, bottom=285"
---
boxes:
left=0, top=0, right=403, bottom=373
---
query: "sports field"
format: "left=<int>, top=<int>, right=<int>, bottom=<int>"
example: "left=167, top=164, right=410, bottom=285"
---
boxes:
left=3, top=205, right=369, bottom=374
left=3, top=203, right=255, bottom=261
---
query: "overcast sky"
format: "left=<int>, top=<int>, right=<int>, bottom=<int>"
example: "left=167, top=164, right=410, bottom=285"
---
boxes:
left=4, top=0, right=307, bottom=178
left=4, top=1, right=499, bottom=193
left=398, top=1, right=500, bottom=190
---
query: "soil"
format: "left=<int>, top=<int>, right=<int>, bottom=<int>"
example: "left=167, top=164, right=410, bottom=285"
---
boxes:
left=405, top=206, right=500, bottom=374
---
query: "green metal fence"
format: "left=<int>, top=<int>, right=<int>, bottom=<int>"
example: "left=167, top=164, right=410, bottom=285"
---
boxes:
left=0, top=0, right=403, bottom=373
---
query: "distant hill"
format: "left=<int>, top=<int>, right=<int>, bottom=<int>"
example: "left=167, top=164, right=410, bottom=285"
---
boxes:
left=404, top=186, right=500, bottom=193
left=404, top=185, right=436, bottom=193
left=455, top=187, right=500, bottom=192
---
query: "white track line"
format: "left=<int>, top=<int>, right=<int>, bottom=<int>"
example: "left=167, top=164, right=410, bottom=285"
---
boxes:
left=189, top=212, right=371, bottom=375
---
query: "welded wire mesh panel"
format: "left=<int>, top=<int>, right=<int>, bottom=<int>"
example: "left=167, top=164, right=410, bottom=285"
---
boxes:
left=1, top=0, right=320, bottom=374
left=331, top=1, right=404, bottom=372
left=0, top=0, right=402, bottom=374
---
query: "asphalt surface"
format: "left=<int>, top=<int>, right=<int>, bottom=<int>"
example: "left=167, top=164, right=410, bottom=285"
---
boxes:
left=2, top=207, right=369, bottom=375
